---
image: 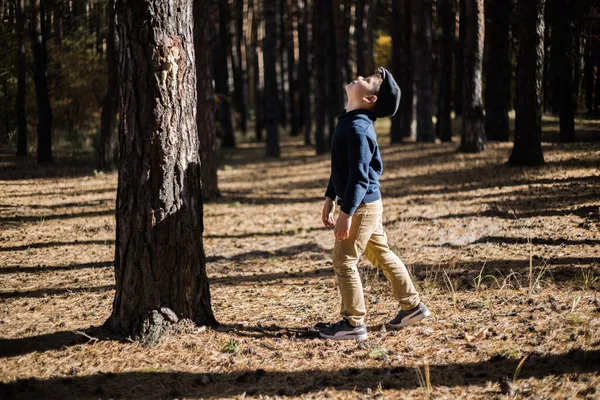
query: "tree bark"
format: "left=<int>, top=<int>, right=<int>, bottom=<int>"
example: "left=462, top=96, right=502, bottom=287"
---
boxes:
left=314, top=0, right=328, bottom=154
left=195, top=0, right=219, bottom=200
left=31, top=0, right=53, bottom=164
left=16, top=0, right=27, bottom=156
left=459, top=0, right=486, bottom=153
left=414, top=0, right=434, bottom=142
left=251, top=0, right=264, bottom=142
left=98, top=0, right=119, bottom=171
left=555, top=0, right=575, bottom=142
left=390, top=0, right=413, bottom=143
left=286, top=0, right=299, bottom=137
left=584, top=36, right=594, bottom=114
left=324, top=0, right=338, bottom=142
left=232, top=0, right=247, bottom=134
left=484, top=0, right=511, bottom=141
left=454, top=0, right=466, bottom=116
left=264, top=0, right=280, bottom=157
left=437, top=0, right=455, bottom=142
left=215, top=0, right=235, bottom=148
left=298, top=0, right=311, bottom=145
left=355, top=0, right=366, bottom=77
left=365, top=0, right=376, bottom=74
left=108, top=0, right=216, bottom=342
left=277, top=0, right=287, bottom=128
left=509, top=0, right=545, bottom=166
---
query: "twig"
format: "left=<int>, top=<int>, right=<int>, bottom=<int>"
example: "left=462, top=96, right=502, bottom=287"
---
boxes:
left=73, top=330, right=99, bottom=345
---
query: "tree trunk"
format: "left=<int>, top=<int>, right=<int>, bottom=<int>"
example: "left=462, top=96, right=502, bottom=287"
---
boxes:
left=459, top=0, right=486, bottom=153
left=314, top=0, right=328, bottom=154
left=454, top=0, right=466, bottom=116
left=509, top=0, right=545, bottom=166
left=414, top=0, right=434, bottom=142
left=232, top=0, right=247, bottom=134
left=215, top=0, right=235, bottom=148
left=390, top=0, right=413, bottom=143
left=251, top=0, right=264, bottom=142
left=555, top=0, right=575, bottom=143
left=584, top=36, right=594, bottom=114
left=278, top=0, right=287, bottom=128
left=265, top=0, right=280, bottom=157
left=437, top=0, right=455, bottom=142
left=286, top=0, right=299, bottom=137
left=298, top=0, right=311, bottom=145
left=542, top=1, right=551, bottom=112
left=31, top=0, right=53, bottom=164
left=549, top=0, right=560, bottom=114
left=107, top=0, right=216, bottom=342
left=195, top=0, right=219, bottom=200
left=484, top=0, right=511, bottom=141
left=324, top=0, right=338, bottom=142
left=365, top=0, right=376, bottom=74
left=98, top=0, right=119, bottom=171
left=355, top=0, right=365, bottom=77
left=16, top=0, right=27, bottom=157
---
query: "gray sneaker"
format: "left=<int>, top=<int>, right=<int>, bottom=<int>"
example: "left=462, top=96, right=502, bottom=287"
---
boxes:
left=318, top=319, right=368, bottom=340
left=388, top=302, right=431, bottom=328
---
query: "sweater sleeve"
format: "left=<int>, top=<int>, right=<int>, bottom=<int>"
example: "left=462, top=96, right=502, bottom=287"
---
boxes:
left=324, top=175, right=336, bottom=200
left=341, top=131, right=371, bottom=216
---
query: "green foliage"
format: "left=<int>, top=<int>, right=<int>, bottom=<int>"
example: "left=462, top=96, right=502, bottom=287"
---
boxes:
left=374, top=32, right=391, bottom=71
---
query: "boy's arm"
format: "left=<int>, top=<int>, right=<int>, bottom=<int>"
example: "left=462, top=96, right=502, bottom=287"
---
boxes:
left=340, top=132, right=371, bottom=217
left=325, top=176, right=336, bottom=200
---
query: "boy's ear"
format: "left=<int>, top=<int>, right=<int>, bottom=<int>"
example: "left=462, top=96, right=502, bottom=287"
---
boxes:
left=363, top=94, right=377, bottom=105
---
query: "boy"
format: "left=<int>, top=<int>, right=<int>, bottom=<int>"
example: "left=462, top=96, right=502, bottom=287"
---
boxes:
left=318, top=67, right=429, bottom=341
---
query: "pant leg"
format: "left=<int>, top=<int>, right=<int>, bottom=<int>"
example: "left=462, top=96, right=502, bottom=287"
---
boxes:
left=363, top=211, right=421, bottom=310
left=332, top=201, right=381, bottom=327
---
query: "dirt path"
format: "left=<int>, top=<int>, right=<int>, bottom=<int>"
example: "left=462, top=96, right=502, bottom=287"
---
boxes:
left=0, top=138, right=599, bottom=399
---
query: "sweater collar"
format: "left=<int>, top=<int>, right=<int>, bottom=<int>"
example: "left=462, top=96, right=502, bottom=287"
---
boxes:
left=339, top=109, right=377, bottom=123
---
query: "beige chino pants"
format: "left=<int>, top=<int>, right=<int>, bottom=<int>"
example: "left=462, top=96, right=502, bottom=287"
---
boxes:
left=332, top=199, right=420, bottom=327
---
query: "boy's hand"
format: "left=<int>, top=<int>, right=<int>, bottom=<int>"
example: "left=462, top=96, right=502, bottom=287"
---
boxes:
left=322, top=198, right=335, bottom=228
left=334, top=212, right=352, bottom=240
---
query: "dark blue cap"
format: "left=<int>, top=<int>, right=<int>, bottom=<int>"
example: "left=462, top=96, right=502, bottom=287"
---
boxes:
left=373, top=67, right=401, bottom=118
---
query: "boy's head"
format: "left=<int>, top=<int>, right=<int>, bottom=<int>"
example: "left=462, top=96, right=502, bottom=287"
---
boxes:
left=345, top=67, right=401, bottom=118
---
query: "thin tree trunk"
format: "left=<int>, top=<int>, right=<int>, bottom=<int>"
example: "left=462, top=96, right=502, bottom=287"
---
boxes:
left=459, top=0, right=486, bottom=153
left=98, top=0, right=118, bottom=171
left=549, top=0, right=560, bottom=114
left=215, top=0, right=235, bottom=148
left=365, top=0, right=376, bottom=74
left=265, top=0, right=280, bottom=157
left=278, top=0, right=287, bottom=128
left=286, top=0, right=299, bottom=137
left=542, top=1, right=551, bottom=112
left=556, top=0, right=575, bottom=143
left=509, top=0, right=545, bottom=166
left=437, top=0, right=455, bottom=142
left=298, top=0, right=311, bottom=145
left=232, top=0, right=247, bottom=134
left=584, top=36, right=594, bottom=114
left=314, top=0, right=327, bottom=154
left=252, top=0, right=264, bottom=142
left=484, top=0, right=511, bottom=141
left=415, top=0, right=434, bottom=142
left=454, top=0, right=466, bottom=116
left=108, top=0, right=216, bottom=342
left=355, top=0, right=365, bottom=77
left=390, top=0, right=413, bottom=143
left=31, top=0, right=53, bottom=164
left=324, top=0, right=338, bottom=142
left=195, top=0, right=219, bottom=200
left=16, top=0, right=27, bottom=156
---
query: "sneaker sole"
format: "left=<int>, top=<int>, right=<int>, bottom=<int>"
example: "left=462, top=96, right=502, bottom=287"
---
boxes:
left=388, top=310, right=431, bottom=329
left=318, top=331, right=368, bottom=341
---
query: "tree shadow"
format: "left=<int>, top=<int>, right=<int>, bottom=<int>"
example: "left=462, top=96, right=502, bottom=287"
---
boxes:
left=0, top=240, right=115, bottom=253
left=0, top=349, right=597, bottom=398
left=0, top=285, right=113, bottom=300
left=0, top=209, right=115, bottom=225
left=0, top=261, right=113, bottom=275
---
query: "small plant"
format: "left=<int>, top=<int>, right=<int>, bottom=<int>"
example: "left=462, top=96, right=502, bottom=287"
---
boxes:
left=222, top=338, right=239, bottom=354
left=443, top=269, right=457, bottom=310
left=580, top=267, right=599, bottom=291
left=93, top=169, right=105, bottom=177
left=571, top=295, right=582, bottom=313
left=37, top=216, right=46, bottom=227
left=415, top=363, right=431, bottom=399
left=230, top=201, right=241, bottom=208
left=526, top=239, right=549, bottom=296
left=369, top=347, right=387, bottom=359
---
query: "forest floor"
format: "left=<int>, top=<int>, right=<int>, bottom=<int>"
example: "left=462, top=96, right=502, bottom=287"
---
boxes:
left=0, top=116, right=599, bottom=399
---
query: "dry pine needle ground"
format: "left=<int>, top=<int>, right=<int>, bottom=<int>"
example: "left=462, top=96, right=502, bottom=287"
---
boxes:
left=0, top=124, right=599, bottom=399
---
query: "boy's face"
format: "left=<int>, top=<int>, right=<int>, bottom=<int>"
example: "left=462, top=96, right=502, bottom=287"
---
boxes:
left=345, top=74, right=380, bottom=106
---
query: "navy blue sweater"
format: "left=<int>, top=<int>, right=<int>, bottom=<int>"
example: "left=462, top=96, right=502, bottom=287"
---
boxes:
left=325, top=109, right=382, bottom=216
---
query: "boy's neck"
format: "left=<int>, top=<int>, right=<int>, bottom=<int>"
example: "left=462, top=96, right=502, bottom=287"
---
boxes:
left=345, top=100, right=373, bottom=114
